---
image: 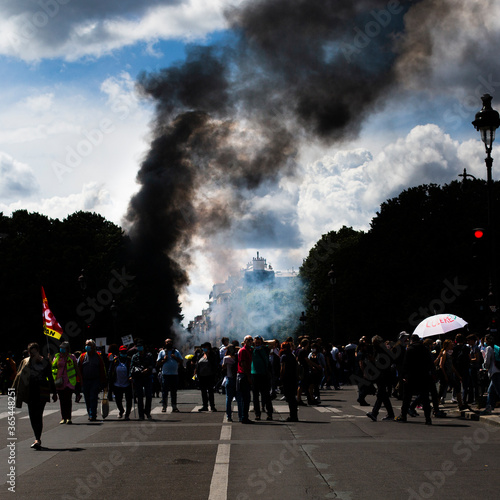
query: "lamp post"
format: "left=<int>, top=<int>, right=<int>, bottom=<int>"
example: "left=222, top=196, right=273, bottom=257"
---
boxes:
left=299, top=311, right=307, bottom=338
left=110, top=300, right=118, bottom=345
left=311, top=294, right=319, bottom=339
left=328, top=265, right=336, bottom=343
left=472, top=94, right=500, bottom=314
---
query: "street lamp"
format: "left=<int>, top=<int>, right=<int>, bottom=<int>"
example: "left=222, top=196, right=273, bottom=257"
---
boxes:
left=472, top=93, right=500, bottom=313
left=110, top=300, right=118, bottom=344
left=311, top=294, right=319, bottom=338
left=299, top=311, right=307, bottom=338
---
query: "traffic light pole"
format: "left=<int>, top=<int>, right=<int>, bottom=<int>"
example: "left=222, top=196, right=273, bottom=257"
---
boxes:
left=485, top=152, right=497, bottom=314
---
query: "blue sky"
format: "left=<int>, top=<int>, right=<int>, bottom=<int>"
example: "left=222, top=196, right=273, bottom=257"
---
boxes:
left=0, top=0, right=499, bottom=322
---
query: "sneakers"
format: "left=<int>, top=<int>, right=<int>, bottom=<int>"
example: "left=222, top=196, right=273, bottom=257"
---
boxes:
left=381, top=415, right=395, bottom=421
left=395, top=415, right=407, bottom=422
left=198, top=407, right=209, bottom=412
left=480, top=407, right=493, bottom=415
left=172, top=407, right=180, bottom=413
left=425, top=419, right=432, bottom=425
left=408, top=409, right=419, bottom=418
left=286, top=416, right=299, bottom=422
left=161, top=407, right=166, bottom=413
left=60, top=419, right=67, bottom=424
left=266, top=415, right=273, bottom=421
left=66, top=420, right=72, bottom=425
left=366, top=412, right=377, bottom=422
left=211, top=408, right=218, bottom=412
left=357, top=399, right=370, bottom=407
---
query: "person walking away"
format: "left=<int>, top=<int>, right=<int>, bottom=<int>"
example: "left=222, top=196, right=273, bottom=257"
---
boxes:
left=480, top=334, right=500, bottom=415
left=437, top=339, right=462, bottom=408
left=110, top=345, right=132, bottom=420
left=466, top=334, right=481, bottom=405
left=396, top=334, right=434, bottom=425
left=52, top=341, right=81, bottom=424
left=78, top=339, right=107, bottom=421
left=236, top=336, right=253, bottom=423
left=452, top=333, right=470, bottom=410
left=280, top=342, right=299, bottom=422
left=130, top=339, right=155, bottom=420
left=366, top=336, right=395, bottom=422
left=195, top=342, right=219, bottom=412
left=13, top=343, right=57, bottom=449
left=222, top=345, right=238, bottom=421
left=157, top=338, right=183, bottom=412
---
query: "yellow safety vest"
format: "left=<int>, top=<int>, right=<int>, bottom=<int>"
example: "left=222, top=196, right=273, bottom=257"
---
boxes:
left=52, top=353, right=77, bottom=387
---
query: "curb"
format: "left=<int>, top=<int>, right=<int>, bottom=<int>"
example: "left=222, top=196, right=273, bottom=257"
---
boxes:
left=447, top=409, right=500, bottom=427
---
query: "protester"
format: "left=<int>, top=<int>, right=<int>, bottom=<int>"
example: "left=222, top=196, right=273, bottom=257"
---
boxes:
left=452, top=333, right=470, bottom=409
left=13, top=343, right=57, bottom=449
left=130, top=339, right=155, bottom=420
left=280, top=341, right=299, bottom=422
left=366, top=336, right=395, bottom=422
left=251, top=335, right=273, bottom=421
left=157, top=338, right=183, bottom=413
left=437, top=339, right=463, bottom=409
left=52, top=341, right=81, bottom=424
left=222, top=344, right=237, bottom=422
left=236, top=335, right=253, bottom=423
left=480, top=334, right=500, bottom=415
left=466, top=334, right=482, bottom=405
left=195, top=342, right=219, bottom=412
left=109, top=345, right=132, bottom=420
left=78, top=339, right=107, bottom=421
left=396, top=334, right=434, bottom=425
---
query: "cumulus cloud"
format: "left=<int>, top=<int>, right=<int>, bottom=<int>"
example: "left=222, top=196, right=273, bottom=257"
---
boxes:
left=0, top=182, right=111, bottom=220
left=0, top=0, right=235, bottom=61
left=296, top=124, right=481, bottom=247
left=0, top=152, right=39, bottom=201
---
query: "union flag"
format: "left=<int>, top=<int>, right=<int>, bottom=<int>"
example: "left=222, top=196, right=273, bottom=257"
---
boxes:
left=42, top=286, right=63, bottom=340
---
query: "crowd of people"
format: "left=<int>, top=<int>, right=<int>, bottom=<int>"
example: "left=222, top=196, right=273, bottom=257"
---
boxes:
left=4, top=328, right=500, bottom=449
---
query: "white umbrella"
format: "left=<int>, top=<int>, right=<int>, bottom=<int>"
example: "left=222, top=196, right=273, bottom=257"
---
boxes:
left=413, top=314, right=468, bottom=338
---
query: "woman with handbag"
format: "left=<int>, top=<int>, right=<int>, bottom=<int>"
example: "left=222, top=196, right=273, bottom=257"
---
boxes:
left=52, top=341, right=81, bottom=424
left=13, top=342, right=57, bottom=449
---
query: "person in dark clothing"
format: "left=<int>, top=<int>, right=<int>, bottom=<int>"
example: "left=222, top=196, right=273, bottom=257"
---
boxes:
left=195, top=342, right=219, bottom=412
left=13, top=343, right=57, bottom=449
left=280, top=342, right=299, bottom=422
left=366, top=336, right=395, bottom=422
left=396, top=334, right=434, bottom=425
left=130, top=339, right=155, bottom=420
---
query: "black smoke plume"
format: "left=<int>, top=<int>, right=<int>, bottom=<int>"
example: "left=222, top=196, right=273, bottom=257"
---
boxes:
left=125, top=0, right=416, bottom=337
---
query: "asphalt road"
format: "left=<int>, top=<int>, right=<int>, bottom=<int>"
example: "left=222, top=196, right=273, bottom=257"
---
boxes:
left=1, top=386, right=499, bottom=500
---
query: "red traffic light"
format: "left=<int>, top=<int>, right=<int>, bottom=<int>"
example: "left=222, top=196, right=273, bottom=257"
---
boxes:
left=474, top=228, right=484, bottom=239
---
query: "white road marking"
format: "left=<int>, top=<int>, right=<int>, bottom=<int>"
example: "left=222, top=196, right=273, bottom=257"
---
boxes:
left=208, top=423, right=232, bottom=500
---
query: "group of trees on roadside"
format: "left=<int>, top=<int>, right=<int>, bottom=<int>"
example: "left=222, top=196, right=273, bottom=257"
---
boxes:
left=300, top=179, right=500, bottom=345
left=2, top=178, right=498, bottom=355
left=0, top=210, right=183, bottom=356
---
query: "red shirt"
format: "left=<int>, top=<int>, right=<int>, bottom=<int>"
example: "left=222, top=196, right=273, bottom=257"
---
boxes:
left=237, top=345, right=252, bottom=375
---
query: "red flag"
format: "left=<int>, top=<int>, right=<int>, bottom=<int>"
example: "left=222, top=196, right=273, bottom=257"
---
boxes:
left=42, top=286, right=63, bottom=340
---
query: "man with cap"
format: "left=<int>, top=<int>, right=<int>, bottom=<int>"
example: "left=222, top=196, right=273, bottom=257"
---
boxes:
left=109, top=346, right=132, bottom=420
left=157, top=338, right=183, bottom=412
left=130, top=339, right=155, bottom=420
